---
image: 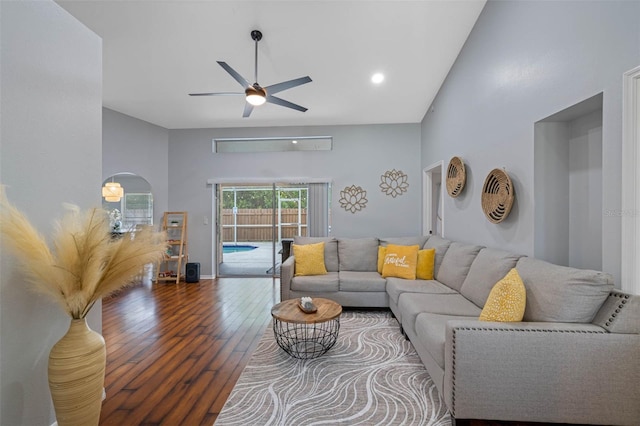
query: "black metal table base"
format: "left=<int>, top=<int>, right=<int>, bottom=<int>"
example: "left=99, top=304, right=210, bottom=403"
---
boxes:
left=272, top=318, right=340, bottom=359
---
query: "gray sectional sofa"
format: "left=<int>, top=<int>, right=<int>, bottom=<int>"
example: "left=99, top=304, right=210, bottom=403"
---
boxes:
left=280, top=235, right=640, bottom=425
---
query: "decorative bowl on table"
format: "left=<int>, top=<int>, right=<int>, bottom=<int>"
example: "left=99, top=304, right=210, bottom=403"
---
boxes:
left=298, top=297, right=317, bottom=314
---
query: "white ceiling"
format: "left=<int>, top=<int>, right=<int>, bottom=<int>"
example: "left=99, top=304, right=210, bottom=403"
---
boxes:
left=56, top=0, right=486, bottom=130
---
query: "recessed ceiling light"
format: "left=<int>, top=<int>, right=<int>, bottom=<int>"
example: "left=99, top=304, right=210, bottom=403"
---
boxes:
left=371, top=73, right=385, bottom=84
left=292, top=140, right=298, bottom=144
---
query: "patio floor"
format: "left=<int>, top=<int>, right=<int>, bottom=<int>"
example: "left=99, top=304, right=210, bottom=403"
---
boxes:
left=218, top=242, right=284, bottom=276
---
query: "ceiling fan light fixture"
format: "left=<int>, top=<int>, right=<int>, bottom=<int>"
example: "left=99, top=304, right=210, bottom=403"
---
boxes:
left=245, top=85, right=267, bottom=106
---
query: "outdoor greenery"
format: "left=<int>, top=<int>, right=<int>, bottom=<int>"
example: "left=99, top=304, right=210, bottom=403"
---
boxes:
left=222, top=187, right=307, bottom=209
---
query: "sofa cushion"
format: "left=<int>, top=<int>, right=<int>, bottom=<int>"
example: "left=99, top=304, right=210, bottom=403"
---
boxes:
left=293, top=242, right=328, bottom=276
left=436, top=242, right=484, bottom=292
left=416, top=248, right=436, bottom=280
left=516, top=257, right=614, bottom=323
left=386, top=277, right=457, bottom=306
left=398, top=292, right=481, bottom=336
left=338, top=237, right=379, bottom=272
left=415, top=313, right=474, bottom=369
left=379, top=236, right=429, bottom=247
left=339, top=271, right=387, bottom=292
left=294, top=236, right=339, bottom=272
left=422, top=235, right=452, bottom=277
left=381, top=244, right=420, bottom=280
left=460, top=247, right=523, bottom=307
left=291, top=272, right=340, bottom=292
left=479, top=268, right=526, bottom=322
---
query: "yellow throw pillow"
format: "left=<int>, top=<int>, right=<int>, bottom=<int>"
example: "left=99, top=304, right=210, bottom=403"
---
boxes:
left=381, top=244, right=419, bottom=280
left=377, top=246, right=387, bottom=274
left=416, top=248, right=436, bottom=280
left=479, top=268, right=526, bottom=322
left=293, top=242, right=328, bottom=276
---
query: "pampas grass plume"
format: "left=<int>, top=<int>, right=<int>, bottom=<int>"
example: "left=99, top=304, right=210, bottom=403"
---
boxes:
left=0, top=187, right=167, bottom=318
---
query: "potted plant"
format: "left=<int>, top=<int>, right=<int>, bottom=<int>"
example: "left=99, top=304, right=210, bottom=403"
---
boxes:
left=0, top=188, right=167, bottom=426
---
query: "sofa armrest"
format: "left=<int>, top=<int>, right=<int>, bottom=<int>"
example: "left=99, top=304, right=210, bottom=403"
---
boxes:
left=280, top=255, right=295, bottom=302
left=443, top=319, right=640, bottom=425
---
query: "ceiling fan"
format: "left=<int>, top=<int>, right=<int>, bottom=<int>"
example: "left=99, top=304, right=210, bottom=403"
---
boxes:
left=189, top=30, right=312, bottom=118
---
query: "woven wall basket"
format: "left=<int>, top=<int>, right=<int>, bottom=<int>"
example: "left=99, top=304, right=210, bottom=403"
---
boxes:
left=446, top=156, right=466, bottom=197
left=481, top=168, right=514, bottom=223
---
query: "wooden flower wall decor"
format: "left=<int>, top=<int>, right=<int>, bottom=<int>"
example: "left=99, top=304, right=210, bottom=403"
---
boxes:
left=379, top=169, right=409, bottom=198
left=339, top=185, right=368, bottom=214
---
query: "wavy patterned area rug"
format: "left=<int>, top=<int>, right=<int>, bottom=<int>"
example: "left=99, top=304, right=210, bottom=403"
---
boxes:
left=215, top=311, right=451, bottom=426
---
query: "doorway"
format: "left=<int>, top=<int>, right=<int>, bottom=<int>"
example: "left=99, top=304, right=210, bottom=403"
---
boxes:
left=216, top=183, right=309, bottom=277
left=423, top=161, right=444, bottom=237
left=102, top=173, right=153, bottom=231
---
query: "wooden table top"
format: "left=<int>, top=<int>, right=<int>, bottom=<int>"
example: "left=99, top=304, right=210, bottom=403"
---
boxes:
left=271, top=298, right=342, bottom=324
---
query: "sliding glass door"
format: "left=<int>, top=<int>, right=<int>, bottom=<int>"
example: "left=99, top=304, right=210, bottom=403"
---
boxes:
left=216, top=183, right=326, bottom=277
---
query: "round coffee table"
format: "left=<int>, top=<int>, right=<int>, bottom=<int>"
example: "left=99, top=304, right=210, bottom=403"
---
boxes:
left=271, top=298, right=342, bottom=359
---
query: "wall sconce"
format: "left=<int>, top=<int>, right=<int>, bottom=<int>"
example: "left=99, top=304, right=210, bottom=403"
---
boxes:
left=102, top=181, right=124, bottom=202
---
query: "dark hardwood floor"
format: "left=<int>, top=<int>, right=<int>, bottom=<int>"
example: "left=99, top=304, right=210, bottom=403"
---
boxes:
left=100, top=278, right=569, bottom=426
left=100, top=278, right=278, bottom=425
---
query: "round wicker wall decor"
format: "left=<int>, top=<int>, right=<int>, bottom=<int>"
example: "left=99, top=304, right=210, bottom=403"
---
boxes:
left=446, top=156, right=466, bottom=197
left=481, top=168, right=514, bottom=224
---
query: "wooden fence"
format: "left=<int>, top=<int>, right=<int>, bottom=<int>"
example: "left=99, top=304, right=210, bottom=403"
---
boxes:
left=221, top=208, right=307, bottom=242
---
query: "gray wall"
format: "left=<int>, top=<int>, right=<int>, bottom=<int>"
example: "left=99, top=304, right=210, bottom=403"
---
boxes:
left=168, top=124, right=422, bottom=275
left=568, top=110, right=603, bottom=270
left=534, top=122, right=571, bottom=265
left=420, top=0, right=640, bottom=286
left=0, top=1, right=102, bottom=424
left=103, top=108, right=169, bottom=225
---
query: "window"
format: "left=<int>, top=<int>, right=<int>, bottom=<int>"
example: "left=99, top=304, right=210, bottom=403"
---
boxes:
left=122, top=193, right=153, bottom=229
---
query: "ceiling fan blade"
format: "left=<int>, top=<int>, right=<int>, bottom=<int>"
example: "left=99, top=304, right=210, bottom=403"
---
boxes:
left=217, top=61, right=250, bottom=88
left=188, top=92, right=243, bottom=96
left=242, top=103, right=254, bottom=118
left=265, top=76, right=312, bottom=95
left=266, top=95, right=308, bottom=112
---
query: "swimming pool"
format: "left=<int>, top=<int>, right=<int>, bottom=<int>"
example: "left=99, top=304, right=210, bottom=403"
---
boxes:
left=223, top=245, right=258, bottom=254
